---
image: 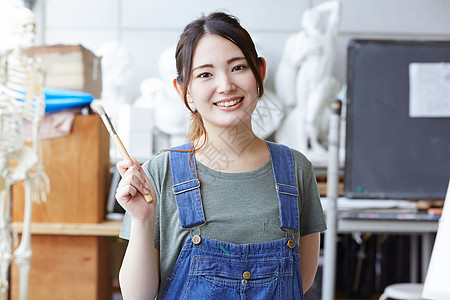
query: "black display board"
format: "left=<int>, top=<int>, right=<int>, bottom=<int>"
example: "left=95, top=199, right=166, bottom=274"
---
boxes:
left=345, top=39, right=450, bottom=200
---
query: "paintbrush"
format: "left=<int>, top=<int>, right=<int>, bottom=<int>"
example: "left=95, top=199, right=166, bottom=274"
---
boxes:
left=92, top=104, right=153, bottom=203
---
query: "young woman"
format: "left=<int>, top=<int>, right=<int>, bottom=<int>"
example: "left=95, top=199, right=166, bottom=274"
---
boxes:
left=116, top=12, right=326, bottom=300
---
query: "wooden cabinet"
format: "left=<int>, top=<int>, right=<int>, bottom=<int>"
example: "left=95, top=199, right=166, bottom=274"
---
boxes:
left=11, top=235, right=111, bottom=300
left=11, top=114, right=114, bottom=299
left=13, top=114, right=110, bottom=223
left=10, top=221, right=123, bottom=300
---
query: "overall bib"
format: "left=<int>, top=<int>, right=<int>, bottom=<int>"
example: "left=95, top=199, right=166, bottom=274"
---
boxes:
left=162, top=141, right=304, bottom=300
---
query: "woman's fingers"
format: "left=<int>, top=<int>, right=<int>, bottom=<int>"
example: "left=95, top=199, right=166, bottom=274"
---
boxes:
left=116, top=157, right=155, bottom=206
left=116, top=183, right=138, bottom=202
left=120, top=166, right=149, bottom=196
left=116, top=159, right=133, bottom=176
left=131, top=158, right=152, bottom=192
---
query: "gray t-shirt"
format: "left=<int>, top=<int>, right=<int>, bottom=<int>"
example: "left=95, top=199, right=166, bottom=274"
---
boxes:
left=119, top=147, right=326, bottom=298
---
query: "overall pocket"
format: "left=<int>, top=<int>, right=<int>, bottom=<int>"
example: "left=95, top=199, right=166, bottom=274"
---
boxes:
left=182, top=256, right=294, bottom=300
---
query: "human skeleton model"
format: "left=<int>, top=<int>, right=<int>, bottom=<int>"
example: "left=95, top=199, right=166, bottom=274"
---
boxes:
left=275, top=1, right=341, bottom=162
left=0, top=7, right=49, bottom=300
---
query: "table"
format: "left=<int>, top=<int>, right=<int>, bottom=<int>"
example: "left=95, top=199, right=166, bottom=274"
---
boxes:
left=322, top=198, right=439, bottom=300
left=337, top=210, right=438, bottom=282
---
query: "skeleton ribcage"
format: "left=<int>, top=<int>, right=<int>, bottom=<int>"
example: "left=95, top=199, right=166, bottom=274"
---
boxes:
left=4, top=54, right=45, bottom=123
left=0, top=89, right=25, bottom=157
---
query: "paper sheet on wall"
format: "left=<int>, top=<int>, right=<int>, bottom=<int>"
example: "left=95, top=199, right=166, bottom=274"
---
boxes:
left=409, top=62, right=450, bottom=118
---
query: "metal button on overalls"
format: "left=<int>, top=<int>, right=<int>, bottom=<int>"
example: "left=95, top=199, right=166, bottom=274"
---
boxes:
left=287, top=239, right=295, bottom=249
left=192, top=235, right=202, bottom=245
left=243, top=271, right=251, bottom=280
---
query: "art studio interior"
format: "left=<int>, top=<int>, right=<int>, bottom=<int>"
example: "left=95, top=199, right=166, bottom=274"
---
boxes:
left=0, top=0, right=449, bottom=299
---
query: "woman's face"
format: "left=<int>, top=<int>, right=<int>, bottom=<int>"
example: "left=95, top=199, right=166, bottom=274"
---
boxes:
left=186, top=34, right=264, bottom=134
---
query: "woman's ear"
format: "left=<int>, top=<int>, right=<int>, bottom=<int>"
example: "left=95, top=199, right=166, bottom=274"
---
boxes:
left=172, top=78, right=193, bottom=103
left=259, top=57, right=267, bottom=82
left=173, top=78, right=183, bottom=98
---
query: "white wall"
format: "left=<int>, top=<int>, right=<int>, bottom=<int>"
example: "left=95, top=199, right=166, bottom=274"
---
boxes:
left=36, top=0, right=450, bottom=100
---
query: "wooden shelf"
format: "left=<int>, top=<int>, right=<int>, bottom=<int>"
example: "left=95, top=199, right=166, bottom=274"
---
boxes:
left=317, top=181, right=344, bottom=197
left=12, top=220, right=122, bottom=236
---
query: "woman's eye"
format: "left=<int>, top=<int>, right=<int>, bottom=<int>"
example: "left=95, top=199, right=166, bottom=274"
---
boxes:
left=198, top=72, right=212, bottom=78
left=232, top=65, right=246, bottom=72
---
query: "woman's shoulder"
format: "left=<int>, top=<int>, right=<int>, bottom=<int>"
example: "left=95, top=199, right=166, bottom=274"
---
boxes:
left=141, top=150, right=172, bottom=181
left=289, top=147, right=313, bottom=168
left=267, top=141, right=313, bottom=169
left=143, top=149, right=170, bottom=168
left=142, top=142, right=192, bottom=171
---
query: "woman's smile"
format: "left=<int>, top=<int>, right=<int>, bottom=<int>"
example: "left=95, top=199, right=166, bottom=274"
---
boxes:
left=213, top=97, right=244, bottom=109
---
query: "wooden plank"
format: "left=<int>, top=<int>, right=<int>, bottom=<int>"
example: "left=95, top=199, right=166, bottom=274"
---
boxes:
left=11, top=235, right=111, bottom=300
left=12, top=114, right=110, bottom=223
left=12, top=220, right=122, bottom=236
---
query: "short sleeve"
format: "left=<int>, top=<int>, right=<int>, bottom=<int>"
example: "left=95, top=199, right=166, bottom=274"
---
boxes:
left=143, top=154, right=166, bottom=249
left=292, top=150, right=327, bottom=236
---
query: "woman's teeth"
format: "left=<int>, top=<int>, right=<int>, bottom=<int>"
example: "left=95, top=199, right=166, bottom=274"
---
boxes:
left=215, top=98, right=242, bottom=107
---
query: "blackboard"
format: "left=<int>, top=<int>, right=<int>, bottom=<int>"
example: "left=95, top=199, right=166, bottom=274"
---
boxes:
left=345, top=39, right=450, bottom=200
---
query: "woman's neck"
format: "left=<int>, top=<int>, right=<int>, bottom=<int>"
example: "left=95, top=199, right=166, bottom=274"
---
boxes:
left=193, top=125, right=270, bottom=173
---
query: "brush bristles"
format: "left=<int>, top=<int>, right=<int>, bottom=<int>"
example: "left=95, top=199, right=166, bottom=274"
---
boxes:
left=93, top=104, right=106, bottom=115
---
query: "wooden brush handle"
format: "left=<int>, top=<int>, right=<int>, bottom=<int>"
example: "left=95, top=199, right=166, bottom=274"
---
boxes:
left=112, top=134, right=153, bottom=203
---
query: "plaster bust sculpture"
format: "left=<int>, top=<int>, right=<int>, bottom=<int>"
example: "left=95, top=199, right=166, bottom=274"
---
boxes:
left=97, top=41, right=133, bottom=105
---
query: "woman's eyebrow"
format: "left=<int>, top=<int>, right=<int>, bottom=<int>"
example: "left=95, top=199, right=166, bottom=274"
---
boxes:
left=192, top=57, right=247, bottom=73
left=227, top=56, right=246, bottom=64
left=192, top=64, right=213, bottom=73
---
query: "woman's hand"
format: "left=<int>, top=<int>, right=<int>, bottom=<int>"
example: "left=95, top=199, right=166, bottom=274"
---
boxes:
left=116, top=158, right=156, bottom=221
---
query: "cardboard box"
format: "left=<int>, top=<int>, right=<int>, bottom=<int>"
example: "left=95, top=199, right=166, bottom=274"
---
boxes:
left=12, top=114, right=110, bottom=223
left=24, top=44, right=102, bottom=99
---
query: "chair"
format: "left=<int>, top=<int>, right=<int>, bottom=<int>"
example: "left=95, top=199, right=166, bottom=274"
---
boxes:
left=379, top=283, right=424, bottom=300
left=379, top=180, right=450, bottom=300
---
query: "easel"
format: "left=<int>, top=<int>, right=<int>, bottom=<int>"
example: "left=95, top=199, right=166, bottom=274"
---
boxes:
left=321, top=99, right=342, bottom=300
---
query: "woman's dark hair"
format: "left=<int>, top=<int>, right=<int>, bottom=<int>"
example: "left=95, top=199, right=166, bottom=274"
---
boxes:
left=175, top=11, right=265, bottom=148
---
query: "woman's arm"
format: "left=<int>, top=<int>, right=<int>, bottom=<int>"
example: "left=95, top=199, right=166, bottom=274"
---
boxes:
left=119, top=218, right=160, bottom=300
left=116, top=159, right=160, bottom=299
left=299, top=232, right=321, bottom=293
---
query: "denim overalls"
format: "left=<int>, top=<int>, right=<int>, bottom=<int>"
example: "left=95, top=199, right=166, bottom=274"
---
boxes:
left=162, top=141, right=304, bottom=300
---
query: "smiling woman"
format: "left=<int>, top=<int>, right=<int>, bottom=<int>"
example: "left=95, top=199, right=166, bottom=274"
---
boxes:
left=116, top=11, right=326, bottom=300
left=171, top=13, right=265, bottom=149
left=175, top=34, right=263, bottom=138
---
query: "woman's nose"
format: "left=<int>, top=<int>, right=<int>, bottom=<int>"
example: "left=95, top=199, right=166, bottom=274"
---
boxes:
left=216, top=73, right=236, bottom=93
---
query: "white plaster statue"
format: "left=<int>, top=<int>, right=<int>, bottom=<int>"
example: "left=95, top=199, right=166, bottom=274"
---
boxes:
left=251, top=89, right=285, bottom=139
left=0, top=6, right=49, bottom=299
left=95, top=41, right=134, bottom=128
left=97, top=41, right=133, bottom=105
left=95, top=42, right=135, bottom=159
left=251, top=42, right=285, bottom=139
left=134, top=45, right=190, bottom=149
left=275, top=1, right=341, bottom=164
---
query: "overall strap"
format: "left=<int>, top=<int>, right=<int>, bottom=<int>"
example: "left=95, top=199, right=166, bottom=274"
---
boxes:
left=266, top=141, right=300, bottom=231
left=169, top=142, right=206, bottom=228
